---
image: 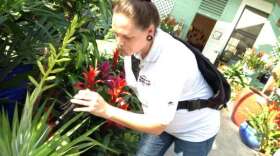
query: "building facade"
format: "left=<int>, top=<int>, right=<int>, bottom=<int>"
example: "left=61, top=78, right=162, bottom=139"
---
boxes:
left=167, top=0, right=280, bottom=63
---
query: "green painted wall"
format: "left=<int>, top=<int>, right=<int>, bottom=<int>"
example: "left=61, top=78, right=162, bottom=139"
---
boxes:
left=220, top=0, right=242, bottom=22
left=170, top=0, right=279, bottom=42
left=268, top=4, right=280, bottom=37
left=170, top=0, right=241, bottom=38
left=170, top=0, right=202, bottom=38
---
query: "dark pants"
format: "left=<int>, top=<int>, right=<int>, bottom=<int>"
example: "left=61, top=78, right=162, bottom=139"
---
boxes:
left=136, top=132, right=216, bottom=156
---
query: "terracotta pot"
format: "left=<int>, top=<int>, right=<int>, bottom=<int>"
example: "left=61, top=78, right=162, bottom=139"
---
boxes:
left=231, top=87, right=269, bottom=126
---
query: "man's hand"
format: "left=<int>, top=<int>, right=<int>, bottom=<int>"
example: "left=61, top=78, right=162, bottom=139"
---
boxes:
left=70, top=89, right=111, bottom=119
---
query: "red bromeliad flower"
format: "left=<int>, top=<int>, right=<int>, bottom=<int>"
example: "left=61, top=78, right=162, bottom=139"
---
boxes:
left=105, top=76, right=131, bottom=128
left=112, top=48, right=119, bottom=70
left=73, top=50, right=136, bottom=129
left=118, top=102, right=129, bottom=110
left=99, top=61, right=110, bottom=80
left=74, top=65, right=101, bottom=90
left=107, top=76, right=130, bottom=104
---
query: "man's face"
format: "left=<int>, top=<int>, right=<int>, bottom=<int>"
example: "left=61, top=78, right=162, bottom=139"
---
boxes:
left=112, top=13, right=149, bottom=56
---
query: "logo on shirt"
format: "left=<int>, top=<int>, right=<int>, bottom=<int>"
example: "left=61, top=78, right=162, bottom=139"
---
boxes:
left=168, top=101, right=174, bottom=106
left=139, top=75, right=151, bottom=86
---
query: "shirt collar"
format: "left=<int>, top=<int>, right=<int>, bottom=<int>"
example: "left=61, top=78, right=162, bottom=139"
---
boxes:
left=134, top=28, right=163, bottom=63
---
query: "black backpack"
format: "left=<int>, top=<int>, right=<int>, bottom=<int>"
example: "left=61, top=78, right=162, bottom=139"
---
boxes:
left=173, top=36, right=231, bottom=111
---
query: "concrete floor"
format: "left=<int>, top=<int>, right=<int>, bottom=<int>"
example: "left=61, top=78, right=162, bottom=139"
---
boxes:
left=164, top=110, right=257, bottom=156
left=209, top=110, right=256, bottom=156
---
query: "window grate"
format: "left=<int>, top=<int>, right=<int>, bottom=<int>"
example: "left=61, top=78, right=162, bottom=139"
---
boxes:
left=199, top=0, right=228, bottom=19
left=152, top=0, right=175, bottom=19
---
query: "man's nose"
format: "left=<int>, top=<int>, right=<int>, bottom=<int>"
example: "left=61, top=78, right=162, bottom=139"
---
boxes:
left=116, top=37, right=124, bottom=48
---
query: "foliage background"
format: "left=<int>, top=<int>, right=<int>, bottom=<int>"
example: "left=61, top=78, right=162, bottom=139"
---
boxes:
left=0, top=0, right=142, bottom=155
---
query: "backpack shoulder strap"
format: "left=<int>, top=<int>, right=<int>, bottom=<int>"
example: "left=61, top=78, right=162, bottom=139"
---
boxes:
left=173, top=36, right=230, bottom=111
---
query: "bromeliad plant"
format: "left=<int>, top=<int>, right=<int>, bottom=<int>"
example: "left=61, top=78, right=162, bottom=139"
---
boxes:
left=0, top=15, right=115, bottom=156
left=74, top=49, right=139, bottom=127
left=73, top=49, right=142, bottom=155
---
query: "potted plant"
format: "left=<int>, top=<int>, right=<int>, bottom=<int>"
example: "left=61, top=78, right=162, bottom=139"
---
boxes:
left=231, top=87, right=269, bottom=126
left=241, top=101, right=280, bottom=156
left=222, top=61, right=266, bottom=126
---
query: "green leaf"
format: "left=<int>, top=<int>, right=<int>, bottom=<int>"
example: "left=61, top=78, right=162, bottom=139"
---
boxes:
left=31, top=114, right=86, bottom=155
left=50, top=68, right=65, bottom=74
left=55, top=122, right=118, bottom=155
left=28, top=76, right=39, bottom=87
left=0, top=110, right=12, bottom=155
left=61, top=49, right=71, bottom=58
left=42, top=83, right=57, bottom=92
left=270, top=131, right=280, bottom=138
left=65, top=37, right=76, bottom=44
left=30, top=102, right=53, bottom=150
left=63, top=15, right=78, bottom=45
left=49, top=44, right=57, bottom=56
left=55, top=58, right=71, bottom=63
left=65, top=144, right=94, bottom=156
left=34, top=20, right=54, bottom=42
left=46, top=76, right=56, bottom=81
left=48, top=55, right=55, bottom=68
left=51, top=113, right=84, bottom=138
left=11, top=106, right=19, bottom=154
left=37, top=60, right=46, bottom=75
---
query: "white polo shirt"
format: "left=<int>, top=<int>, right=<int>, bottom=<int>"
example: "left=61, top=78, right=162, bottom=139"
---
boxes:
left=124, top=29, right=220, bottom=142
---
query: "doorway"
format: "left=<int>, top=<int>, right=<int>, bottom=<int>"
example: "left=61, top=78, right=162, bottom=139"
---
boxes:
left=220, top=6, right=269, bottom=63
left=186, top=14, right=216, bottom=51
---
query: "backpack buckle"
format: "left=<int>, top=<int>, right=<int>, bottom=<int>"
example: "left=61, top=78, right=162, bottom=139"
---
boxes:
left=177, top=99, right=208, bottom=111
left=188, top=100, right=203, bottom=111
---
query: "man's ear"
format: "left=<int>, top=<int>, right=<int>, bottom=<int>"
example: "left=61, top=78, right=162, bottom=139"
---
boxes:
left=147, top=24, right=156, bottom=36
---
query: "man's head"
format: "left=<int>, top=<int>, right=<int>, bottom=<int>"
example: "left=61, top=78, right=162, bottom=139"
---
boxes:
left=112, top=0, right=160, bottom=56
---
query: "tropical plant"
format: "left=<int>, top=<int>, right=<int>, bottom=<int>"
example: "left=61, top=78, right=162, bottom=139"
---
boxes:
left=248, top=102, right=280, bottom=155
left=72, top=49, right=142, bottom=155
left=0, top=15, right=115, bottom=156
left=222, top=61, right=249, bottom=100
left=0, top=0, right=112, bottom=88
left=0, top=0, right=67, bottom=81
left=224, top=48, right=267, bottom=91
left=242, top=48, right=266, bottom=72
left=0, top=0, right=113, bottom=132
left=44, top=0, right=113, bottom=102
left=224, top=61, right=249, bottom=88
left=1, top=0, right=142, bottom=155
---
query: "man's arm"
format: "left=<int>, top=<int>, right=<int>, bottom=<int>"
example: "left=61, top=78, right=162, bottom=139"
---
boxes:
left=71, top=89, right=167, bottom=135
